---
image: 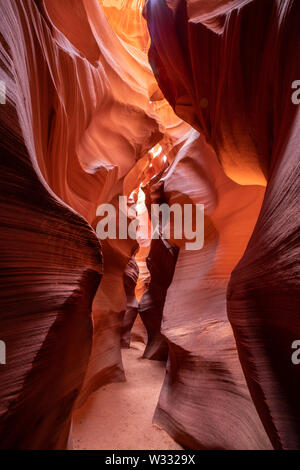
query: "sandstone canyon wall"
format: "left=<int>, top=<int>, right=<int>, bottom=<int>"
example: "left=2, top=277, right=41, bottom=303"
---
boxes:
left=153, top=130, right=271, bottom=449
left=145, top=0, right=300, bottom=449
left=0, top=0, right=164, bottom=448
left=0, top=2, right=103, bottom=448
left=0, top=0, right=299, bottom=451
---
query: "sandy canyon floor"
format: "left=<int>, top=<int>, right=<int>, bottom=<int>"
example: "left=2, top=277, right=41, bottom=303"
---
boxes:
left=73, top=343, right=182, bottom=450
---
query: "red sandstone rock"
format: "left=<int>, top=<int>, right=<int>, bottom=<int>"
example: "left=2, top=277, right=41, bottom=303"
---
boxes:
left=153, top=130, right=271, bottom=449
left=137, top=181, right=179, bottom=361
left=145, top=0, right=300, bottom=449
left=139, top=236, right=178, bottom=361
left=121, top=258, right=139, bottom=348
left=0, top=0, right=163, bottom=448
left=1, top=0, right=299, bottom=452
left=0, top=39, right=102, bottom=450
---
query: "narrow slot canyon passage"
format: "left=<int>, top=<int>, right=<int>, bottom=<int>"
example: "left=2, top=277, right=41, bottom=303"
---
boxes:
left=73, top=342, right=182, bottom=450
left=0, top=0, right=299, bottom=453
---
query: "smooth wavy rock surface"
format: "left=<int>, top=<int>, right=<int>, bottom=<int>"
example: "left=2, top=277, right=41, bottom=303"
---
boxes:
left=0, top=10, right=102, bottom=449
left=139, top=235, right=178, bottom=361
left=153, top=131, right=271, bottom=449
left=0, top=0, right=163, bottom=448
left=145, top=0, right=300, bottom=449
left=1, top=0, right=299, bottom=452
left=122, top=258, right=139, bottom=348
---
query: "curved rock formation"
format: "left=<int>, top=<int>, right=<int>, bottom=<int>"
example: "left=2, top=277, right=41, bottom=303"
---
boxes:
left=138, top=181, right=179, bottom=361
left=0, top=21, right=102, bottom=449
left=145, top=0, right=300, bottom=449
left=0, top=0, right=163, bottom=448
left=76, top=193, right=140, bottom=407
left=138, top=235, right=178, bottom=361
left=153, top=130, right=271, bottom=449
left=1, top=0, right=299, bottom=452
left=121, top=257, right=140, bottom=348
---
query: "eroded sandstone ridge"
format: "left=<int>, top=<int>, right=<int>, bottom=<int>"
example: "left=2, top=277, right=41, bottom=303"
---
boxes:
left=145, top=0, right=300, bottom=449
left=153, top=130, right=271, bottom=449
left=0, top=2, right=102, bottom=448
left=0, top=0, right=299, bottom=451
left=0, top=0, right=163, bottom=448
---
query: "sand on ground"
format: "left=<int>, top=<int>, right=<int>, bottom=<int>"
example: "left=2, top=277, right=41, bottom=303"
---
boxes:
left=72, top=342, right=182, bottom=450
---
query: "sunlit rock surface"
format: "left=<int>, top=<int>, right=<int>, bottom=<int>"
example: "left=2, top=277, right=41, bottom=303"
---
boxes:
left=0, top=0, right=299, bottom=451
left=152, top=130, right=271, bottom=449
left=145, top=0, right=300, bottom=449
left=0, top=4, right=102, bottom=448
left=0, top=0, right=163, bottom=448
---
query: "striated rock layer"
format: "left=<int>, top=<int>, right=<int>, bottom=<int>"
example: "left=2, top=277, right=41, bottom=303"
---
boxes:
left=153, top=131, right=271, bottom=449
left=0, top=0, right=164, bottom=448
left=1, top=0, right=299, bottom=451
left=76, top=196, right=139, bottom=408
left=138, top=181, right=179, bottom=361
left=121, top=257, right=139, bottom=349
left=138, top=236, right=178, bottom=361
left=0, top=28, right=102, bottom=450
left=145, top=0, right=300, bottom=449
